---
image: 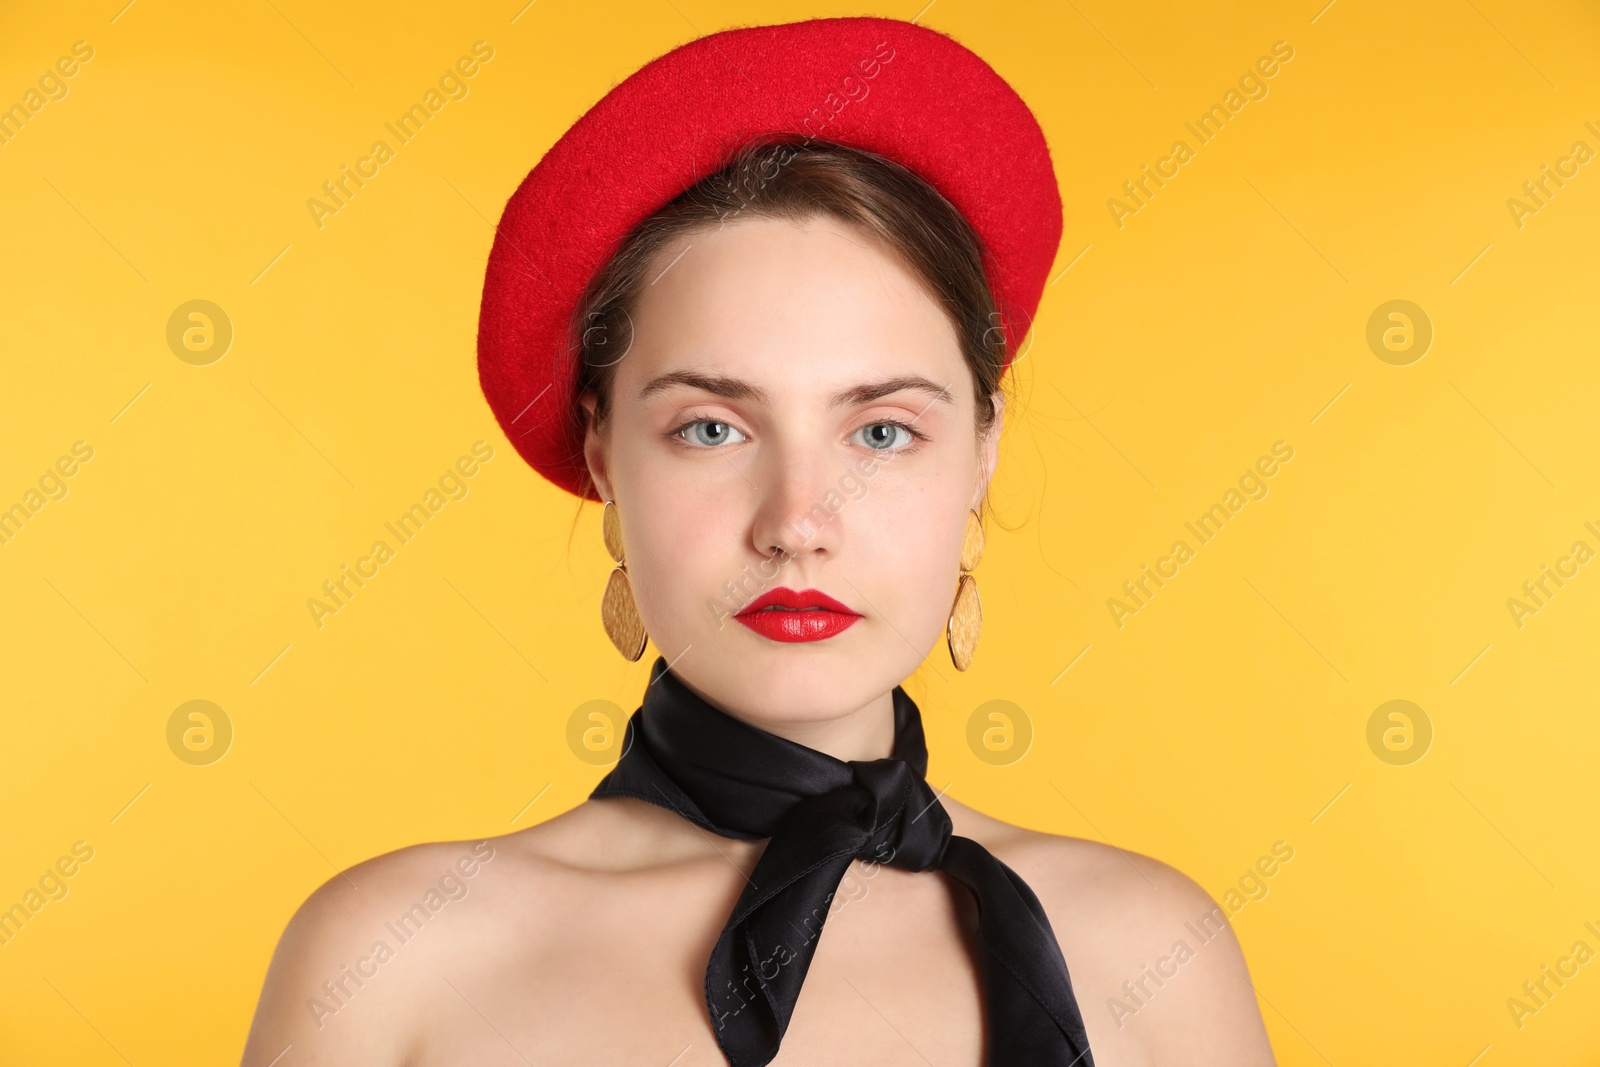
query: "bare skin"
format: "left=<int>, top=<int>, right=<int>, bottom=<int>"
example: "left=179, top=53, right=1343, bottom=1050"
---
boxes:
left=243, top=213, right=1275, bottom=1065
left=241, top=798, right=1272, bottom=1066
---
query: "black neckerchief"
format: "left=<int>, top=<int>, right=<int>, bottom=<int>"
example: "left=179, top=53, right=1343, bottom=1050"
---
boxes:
left=591, top=654, right=1096, bottom=1067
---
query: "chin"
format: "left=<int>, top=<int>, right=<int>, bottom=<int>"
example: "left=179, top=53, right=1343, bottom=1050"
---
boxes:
left=675, top=629, right=924, bottom=725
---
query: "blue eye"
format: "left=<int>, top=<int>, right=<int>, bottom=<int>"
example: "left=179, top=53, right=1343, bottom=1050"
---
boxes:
left=854, top=421, right=918, bottom=451
left=678, top=420, right=747, bottom=448
left=669, top=417, right=925, bottom=452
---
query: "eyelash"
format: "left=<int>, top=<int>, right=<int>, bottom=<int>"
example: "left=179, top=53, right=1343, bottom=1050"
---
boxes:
left=666, top=414, right=929, bottom=454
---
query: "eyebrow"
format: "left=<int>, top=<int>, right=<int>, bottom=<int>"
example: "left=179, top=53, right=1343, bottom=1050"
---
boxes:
left=637, top=370, right=954, bottom=409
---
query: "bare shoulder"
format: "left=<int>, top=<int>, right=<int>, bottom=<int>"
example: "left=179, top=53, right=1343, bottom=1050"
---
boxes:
left=237, top=812, right=589, bottom=1067
left=945, top=801, right=1277, bottom=1065
left=238, top=799, right=727, bottom=1066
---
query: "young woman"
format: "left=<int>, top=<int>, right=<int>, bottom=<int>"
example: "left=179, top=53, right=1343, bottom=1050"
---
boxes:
left=243, top=17, right=1276, bottom=1067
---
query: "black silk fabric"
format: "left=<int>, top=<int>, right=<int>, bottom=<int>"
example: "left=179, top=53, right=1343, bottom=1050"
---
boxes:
left=590, top=655, right=1096, bottom=1067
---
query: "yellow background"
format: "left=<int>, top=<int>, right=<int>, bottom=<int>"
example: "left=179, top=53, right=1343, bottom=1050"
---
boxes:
left=2, top=0, right=1597, bottom=1063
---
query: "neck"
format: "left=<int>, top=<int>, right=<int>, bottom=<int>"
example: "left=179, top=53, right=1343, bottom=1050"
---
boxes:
left=672, top=672, right=899, bottom=763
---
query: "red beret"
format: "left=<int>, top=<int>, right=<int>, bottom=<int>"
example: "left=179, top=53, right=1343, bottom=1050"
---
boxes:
left=477, top=16, right=1062, bottom=500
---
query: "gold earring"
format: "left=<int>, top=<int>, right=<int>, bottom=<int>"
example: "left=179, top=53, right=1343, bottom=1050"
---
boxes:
left=601, top=500, right=647, bottom=661
left=946, top=507, right=984, bottom=671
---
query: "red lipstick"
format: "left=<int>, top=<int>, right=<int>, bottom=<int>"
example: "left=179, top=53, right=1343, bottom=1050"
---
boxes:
left=734, top=586, right=862, bottom=643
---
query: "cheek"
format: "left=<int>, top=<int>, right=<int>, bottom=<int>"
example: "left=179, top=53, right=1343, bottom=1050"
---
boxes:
left=615, top=461, right=743, bottom=633
left=850, top=483, right=968, bottom=640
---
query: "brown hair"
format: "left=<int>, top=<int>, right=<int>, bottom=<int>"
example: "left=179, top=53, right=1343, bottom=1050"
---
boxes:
left=569, top=138, right=1008, bottom=499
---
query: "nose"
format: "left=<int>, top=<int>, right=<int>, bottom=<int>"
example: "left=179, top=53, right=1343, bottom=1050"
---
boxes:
left=748, top=442, right=846, bottom=563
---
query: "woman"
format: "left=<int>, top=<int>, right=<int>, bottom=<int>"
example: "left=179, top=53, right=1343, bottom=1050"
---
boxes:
left=243, top=17, right=1276, bottom=1066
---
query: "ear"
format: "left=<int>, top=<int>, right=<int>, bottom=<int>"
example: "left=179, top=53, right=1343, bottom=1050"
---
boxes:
left=973, top=392, right=1003, bottom=509
left=580, top=391, right=615, bottom=503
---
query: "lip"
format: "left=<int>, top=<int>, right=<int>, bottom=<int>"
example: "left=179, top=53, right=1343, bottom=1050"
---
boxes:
left=734, top=586, right=862, bottom=643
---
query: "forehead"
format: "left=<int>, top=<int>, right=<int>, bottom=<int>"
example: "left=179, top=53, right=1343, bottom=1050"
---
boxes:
left=616, top=215, right=966, bottom=400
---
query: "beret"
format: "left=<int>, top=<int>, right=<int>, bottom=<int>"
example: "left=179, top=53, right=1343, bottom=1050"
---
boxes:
left=477, top=16, right=1062, bottom=500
